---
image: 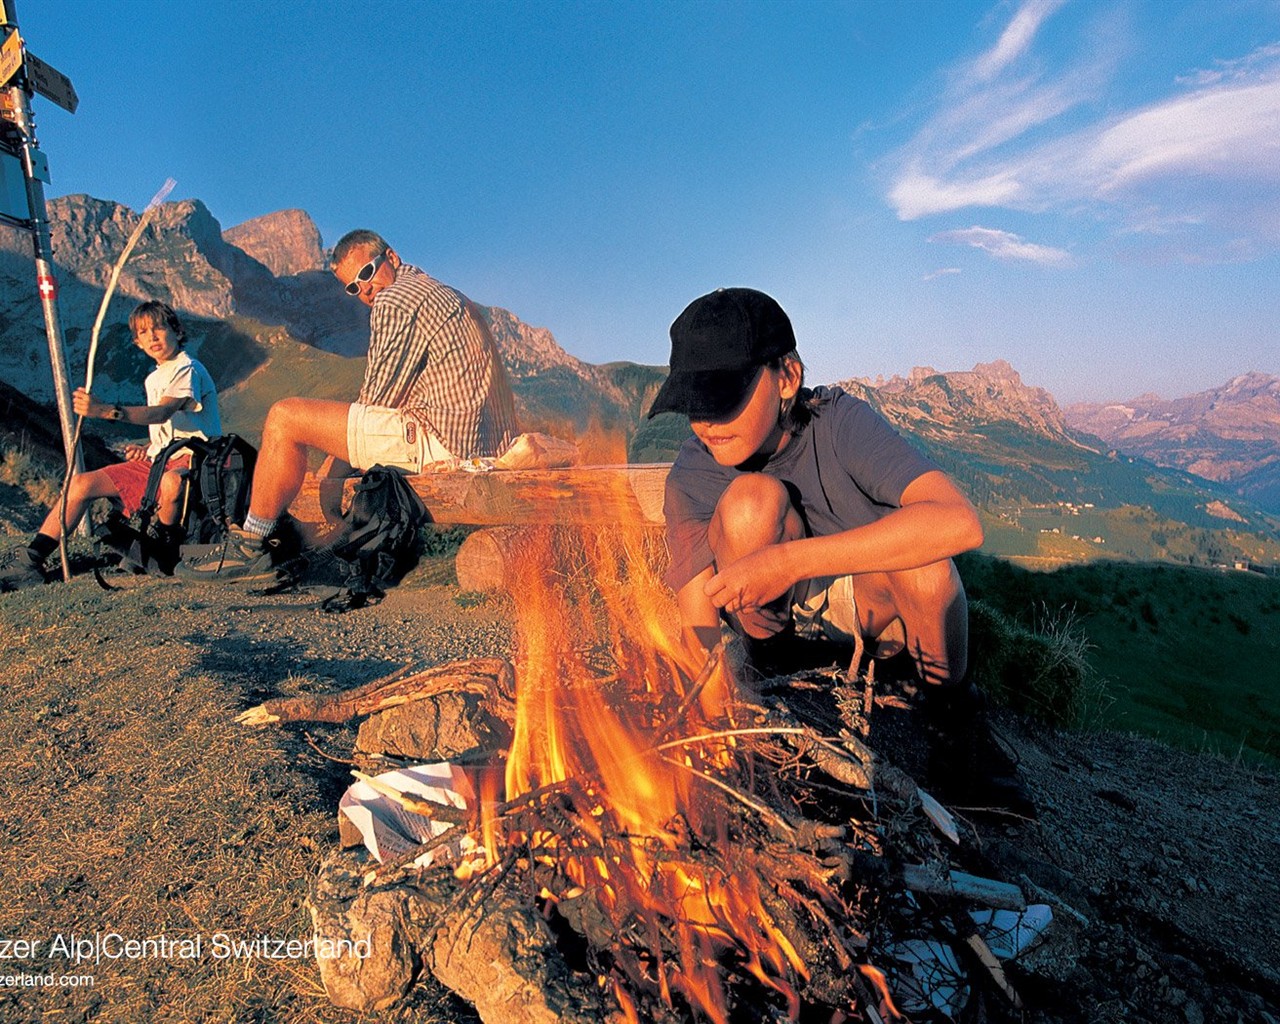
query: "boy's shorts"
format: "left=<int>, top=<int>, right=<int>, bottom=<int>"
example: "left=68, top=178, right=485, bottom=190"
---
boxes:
left=100, top=454, right=191, bottom=517
left=791, top=573, right=861, bottom=644
left=347, top=404, right=454, bottom=473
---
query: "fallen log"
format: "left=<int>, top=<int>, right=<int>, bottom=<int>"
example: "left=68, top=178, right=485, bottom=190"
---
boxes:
left=455, top=526, right=535, bottom=593
left=236, top=657, right=516, bottom=727
left=455, top=523, right=667, bottom=593
left=293, top=464, right=670, bottom=528
left=900, top=864, right=1027, bottom=911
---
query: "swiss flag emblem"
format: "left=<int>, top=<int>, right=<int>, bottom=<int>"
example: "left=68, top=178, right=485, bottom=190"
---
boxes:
left=38, top=275, right=58, bottom=300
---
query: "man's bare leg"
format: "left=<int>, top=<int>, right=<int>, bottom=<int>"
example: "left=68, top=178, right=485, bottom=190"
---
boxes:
left=175, top=398, right=352, bottom=583
left=247, top=398, right=352, bottom=521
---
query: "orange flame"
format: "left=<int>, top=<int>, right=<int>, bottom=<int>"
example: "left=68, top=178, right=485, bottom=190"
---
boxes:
left=858, top=965, right=905, bottom=1021
left=477, top=465, right=807, bottom=1023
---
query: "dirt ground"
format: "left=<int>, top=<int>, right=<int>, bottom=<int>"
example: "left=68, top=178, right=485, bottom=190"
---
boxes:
left=0, top=560, right=1276, bottom=1024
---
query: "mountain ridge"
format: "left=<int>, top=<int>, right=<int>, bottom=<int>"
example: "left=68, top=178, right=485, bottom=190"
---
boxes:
left=1065, top=372, right=1280, bottom=513
left=1, top=193, right=1276, bottom=565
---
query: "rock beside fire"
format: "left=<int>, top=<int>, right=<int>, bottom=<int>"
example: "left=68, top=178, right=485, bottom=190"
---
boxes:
left=315, top=679, right=621, bottom=1023
left=354, top=690, right=512, bottom=768
left=308, top=849, right=431, bottom=1012
left=424, top=879, right=625, bottom=1024
left=309, top=846, right=624, bottom=1024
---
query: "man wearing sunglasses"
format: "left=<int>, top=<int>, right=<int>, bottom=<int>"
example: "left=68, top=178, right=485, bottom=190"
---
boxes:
left=179, top=228, right=519, bottom=583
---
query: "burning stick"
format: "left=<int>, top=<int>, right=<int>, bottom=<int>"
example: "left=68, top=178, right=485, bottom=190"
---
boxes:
left=236, top=657, right=515, bottom=726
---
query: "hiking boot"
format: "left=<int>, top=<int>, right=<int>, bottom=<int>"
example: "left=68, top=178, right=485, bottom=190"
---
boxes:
left=922, top=683, right=1037, bottom=819
left=0, top=545, right=47, bottom=592
left=173, top=525, right=278, bottom=584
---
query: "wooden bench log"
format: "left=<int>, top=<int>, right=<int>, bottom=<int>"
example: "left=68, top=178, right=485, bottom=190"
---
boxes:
left=292, top=463, right=670, bottom=528
left=454, top=522, right=667, bottom=594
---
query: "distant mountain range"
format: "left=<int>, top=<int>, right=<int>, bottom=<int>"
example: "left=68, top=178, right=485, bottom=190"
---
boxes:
left=0, top=195, right=664, bottom=441
left=1065, top=374, right=1280, bottom=514
left=0, top=194, right=1276, bottom=567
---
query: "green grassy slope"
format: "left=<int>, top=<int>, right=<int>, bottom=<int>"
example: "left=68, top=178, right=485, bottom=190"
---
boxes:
left=213, top=319, right=366, bottom=444
left=958, top=552, right=1280, bottom=766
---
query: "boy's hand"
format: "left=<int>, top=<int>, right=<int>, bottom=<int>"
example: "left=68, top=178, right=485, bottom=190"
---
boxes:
left=72, top=387, right=100, bottom=419
left=123, top=443, right=149, bottom=462
left=704, top=548, right=794, bottom=616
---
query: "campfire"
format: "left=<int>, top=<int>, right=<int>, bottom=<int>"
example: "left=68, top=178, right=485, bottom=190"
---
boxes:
left=248, top=505, right=1046, bottom=1022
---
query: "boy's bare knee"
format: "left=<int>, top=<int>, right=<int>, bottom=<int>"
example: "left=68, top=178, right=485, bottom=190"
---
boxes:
left=713, top=474, right=792, bottom=547
left=68, top=471, right=99, bottom=502
left=157, top=471, right=183, bottom=503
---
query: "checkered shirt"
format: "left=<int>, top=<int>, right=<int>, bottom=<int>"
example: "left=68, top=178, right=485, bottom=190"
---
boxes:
left=358, top=264, right=518, bottom=458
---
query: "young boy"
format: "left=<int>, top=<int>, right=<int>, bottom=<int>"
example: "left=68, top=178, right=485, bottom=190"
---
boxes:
left=0, top=301, right=220, bottom=590
left=650, top=287, right=1030, bottom=813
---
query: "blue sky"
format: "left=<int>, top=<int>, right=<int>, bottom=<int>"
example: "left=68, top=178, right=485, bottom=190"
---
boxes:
left=17, top=0, right=1280, bottom=403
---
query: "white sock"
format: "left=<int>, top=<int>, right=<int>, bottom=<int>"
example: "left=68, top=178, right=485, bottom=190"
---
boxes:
left=242, top=513, right=275, bottom=540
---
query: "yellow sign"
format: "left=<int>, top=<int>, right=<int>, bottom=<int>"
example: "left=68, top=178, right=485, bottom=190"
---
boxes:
left=0, top=29, right=21, bottom=89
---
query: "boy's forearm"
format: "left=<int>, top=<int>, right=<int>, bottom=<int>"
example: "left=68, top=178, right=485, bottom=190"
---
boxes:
left=784, top=501, right=983, bottom=581
left=119, top=404, right=176, bottom=425
left=87, top=398, right=185, bottom=425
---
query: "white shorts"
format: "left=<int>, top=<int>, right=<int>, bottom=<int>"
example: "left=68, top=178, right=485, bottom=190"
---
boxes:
left=791, top=574, right=861, bottom=644
left=346, top=404, right=454, bottom=473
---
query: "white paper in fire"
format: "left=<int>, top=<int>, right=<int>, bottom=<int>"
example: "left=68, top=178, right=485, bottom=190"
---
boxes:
left=339, top=762, right=479, bottom=869
left=884, top=903, right=1054, bottom=1018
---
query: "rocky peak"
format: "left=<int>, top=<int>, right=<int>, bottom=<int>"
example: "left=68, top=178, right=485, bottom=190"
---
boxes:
left=32, top=194, right=239, bottom=320
left=848, top=359, right=1072, bottom=441
left=224, top=209, right=326, bottom=278
left=1066, top=372, right=1280, bottom=441
left=971, top=358, right=1022, bottom=383
left=481, top=304, right=583, bottom=377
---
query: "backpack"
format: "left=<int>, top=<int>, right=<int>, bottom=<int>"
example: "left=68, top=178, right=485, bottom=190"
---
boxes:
left=322, top=465, right=427, bottom=611
left=94, top=434, right=257, bottom=576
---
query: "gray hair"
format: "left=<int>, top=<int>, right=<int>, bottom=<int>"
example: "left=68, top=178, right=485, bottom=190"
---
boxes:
left=332, top=229, right=389, bottom=268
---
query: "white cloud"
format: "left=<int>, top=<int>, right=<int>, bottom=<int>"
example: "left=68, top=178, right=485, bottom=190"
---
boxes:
left=1084, top=79, right=1280, bottom=192
left=972, top=0, right=1067, bottom=82
left=923, top=267, right=962, bottom=281
left=883, top=2, right=1280, bottom=260
left=930, top=226, right=1072, bottom=266
left=890, top=164, right=1025, bottom=220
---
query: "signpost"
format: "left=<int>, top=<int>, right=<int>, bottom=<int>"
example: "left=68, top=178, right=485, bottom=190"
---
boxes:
left=0, top=27, right=21, bottom=86
left=24, top=51, right=77, bottom=114
left=0, top=0, right=82, bottom=504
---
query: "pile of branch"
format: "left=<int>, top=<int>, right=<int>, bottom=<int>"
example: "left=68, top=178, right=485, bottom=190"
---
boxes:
left=273, top=653, right=1028, bottom=1023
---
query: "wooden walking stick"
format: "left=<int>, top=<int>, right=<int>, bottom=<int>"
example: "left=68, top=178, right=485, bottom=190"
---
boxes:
left=56, top=178, right=176, bottom=581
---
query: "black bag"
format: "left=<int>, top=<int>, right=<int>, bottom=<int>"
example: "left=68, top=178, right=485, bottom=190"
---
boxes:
left=94, top=434, right=257, bottom=576
left=322, top=465, right=427, bottom=610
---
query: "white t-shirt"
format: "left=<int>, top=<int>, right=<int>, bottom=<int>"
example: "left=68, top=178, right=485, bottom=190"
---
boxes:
left=144, top=350, right=221, bottom=457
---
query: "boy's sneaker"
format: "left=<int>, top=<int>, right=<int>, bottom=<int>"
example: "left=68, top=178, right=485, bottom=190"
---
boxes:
left=923, top=684, right=1037, bottom=819
left=0, top=545, right=47, bottom=592
left=174, top=525, right=278, bottom=584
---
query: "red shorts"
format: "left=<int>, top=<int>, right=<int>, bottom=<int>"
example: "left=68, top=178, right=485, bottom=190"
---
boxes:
left=99, top=454, right=191, bottom=516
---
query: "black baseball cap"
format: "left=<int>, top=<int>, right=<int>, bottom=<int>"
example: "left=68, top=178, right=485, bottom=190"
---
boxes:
left=647, top=287, right=796, bottom=420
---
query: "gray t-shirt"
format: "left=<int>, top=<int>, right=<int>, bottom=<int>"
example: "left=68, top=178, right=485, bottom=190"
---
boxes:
left=663, top=386, right=939, bottom=592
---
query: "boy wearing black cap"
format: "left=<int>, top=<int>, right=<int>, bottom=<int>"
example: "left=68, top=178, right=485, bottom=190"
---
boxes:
left=652, top=287, right=1030, bottom=813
